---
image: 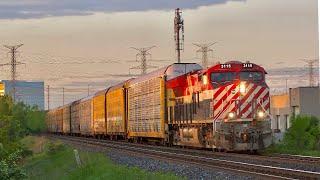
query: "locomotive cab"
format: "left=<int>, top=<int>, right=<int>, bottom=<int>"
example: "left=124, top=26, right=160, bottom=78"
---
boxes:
left=207, top=61, right=272, bottom=151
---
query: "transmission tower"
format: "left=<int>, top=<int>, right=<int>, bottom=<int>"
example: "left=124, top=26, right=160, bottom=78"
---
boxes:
left=2, top=44, right=24, bottom=101
left=301, top=59, right=318, bottom=87
left=130, top=46, right=157, bottom=75
left=174, top=8, right=184, bottom=63
left=193, top=42, right=217, bottom=68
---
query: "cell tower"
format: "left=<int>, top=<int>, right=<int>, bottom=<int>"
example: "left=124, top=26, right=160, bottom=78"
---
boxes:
left=2, top=44, right=24, bottom=101
left=130, top=46, right=157, bottom=75
left=301, top=59, right=318, bottom=87
left=193, top=42, right=217, bottom=68
left=174, top=8, right=184, bottom=63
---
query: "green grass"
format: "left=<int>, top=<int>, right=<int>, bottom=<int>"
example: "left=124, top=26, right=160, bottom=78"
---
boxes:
left=23, top=137, right=182, bottom=180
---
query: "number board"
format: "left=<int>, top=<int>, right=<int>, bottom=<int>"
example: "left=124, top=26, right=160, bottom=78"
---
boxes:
left=242, top=63, right=253, bottom=68
left=220, top=64, right=231, bottom=69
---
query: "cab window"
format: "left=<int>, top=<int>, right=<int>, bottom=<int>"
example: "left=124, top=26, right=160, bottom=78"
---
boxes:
left=240, top=71, right=263, bottom=81
left=211, top=72, right=237, bottom=84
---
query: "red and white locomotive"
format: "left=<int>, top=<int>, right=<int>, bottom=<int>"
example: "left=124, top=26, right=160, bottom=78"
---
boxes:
left=166, top=61, right=272, bottom=151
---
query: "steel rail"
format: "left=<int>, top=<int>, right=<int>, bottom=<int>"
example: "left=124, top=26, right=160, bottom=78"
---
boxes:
left=270, top=153, right=320, bottom=164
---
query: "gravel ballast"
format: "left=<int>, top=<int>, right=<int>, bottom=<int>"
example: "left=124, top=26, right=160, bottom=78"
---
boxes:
left=107, top=150, right=254, bottom=180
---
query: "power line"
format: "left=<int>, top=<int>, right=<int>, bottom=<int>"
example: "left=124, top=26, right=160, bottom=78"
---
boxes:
left=87, top=84, right=90, bottom=96
left=2, top=44, right=24, bottom=101
left=193, top=42, right=217, bottom=68
left=174, top=8, right=184, bottom=63
left=130, top=46, right=157, bottom=75
left=301, top=59, right=318, bottom=87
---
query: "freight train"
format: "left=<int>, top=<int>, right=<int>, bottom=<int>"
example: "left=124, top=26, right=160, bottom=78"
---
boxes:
left=46, top=61, right=272, bottom=151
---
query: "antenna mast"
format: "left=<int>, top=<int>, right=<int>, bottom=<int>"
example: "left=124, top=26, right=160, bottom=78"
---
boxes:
left=174, top=8, right=184, bottom=63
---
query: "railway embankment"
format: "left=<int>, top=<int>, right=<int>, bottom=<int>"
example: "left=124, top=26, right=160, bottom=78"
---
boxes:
left=22, top=136, right=180, bottom=180
left=49, top=135, right=256, bottom=179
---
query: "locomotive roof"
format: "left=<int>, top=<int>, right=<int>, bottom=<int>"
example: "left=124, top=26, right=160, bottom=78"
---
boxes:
left=128, top=63, right=202, bottom=85
left=205, top=61, right=267, bottom=74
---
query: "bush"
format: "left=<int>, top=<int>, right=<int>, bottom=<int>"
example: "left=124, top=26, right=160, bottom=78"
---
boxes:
left=267, top=115, right=320, bottom=156
left=0, top=150, right=27, bottom=180
left=0, top=95, right=45, bottom=151
left=283, top=115, right=320, bottom=151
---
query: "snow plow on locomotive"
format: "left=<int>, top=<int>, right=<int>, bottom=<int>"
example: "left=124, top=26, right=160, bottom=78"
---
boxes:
left=166, top=61, right=272, bottom=151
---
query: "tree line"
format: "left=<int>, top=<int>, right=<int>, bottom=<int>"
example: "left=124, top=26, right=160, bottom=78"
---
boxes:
left=0, top=95, right=45, bottom=179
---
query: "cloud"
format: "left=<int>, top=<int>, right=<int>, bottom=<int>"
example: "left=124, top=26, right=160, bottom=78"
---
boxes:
left=0, top=0, right=244, bottom=19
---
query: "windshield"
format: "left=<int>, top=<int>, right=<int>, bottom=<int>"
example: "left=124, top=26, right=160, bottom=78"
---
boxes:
left=211, top=72, right=237, bottom=84
left=240, top=71, right=263, bottom=81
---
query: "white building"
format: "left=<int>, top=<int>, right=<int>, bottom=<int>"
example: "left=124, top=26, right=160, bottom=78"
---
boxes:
left=270, top=86, right=320, bottom=133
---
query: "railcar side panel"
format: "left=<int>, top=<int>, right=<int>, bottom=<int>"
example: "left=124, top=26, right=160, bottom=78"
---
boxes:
left=128, top=77, right=165, bottom=138
left=62, top=105, right=71, bottom=134
left=56, top=108, right=63, bottom=133
left=80, top=98, right=93, bottom=135
left=71, top=101, right=81, bottom=134
left=93, top=94, right=106, bottom=135
left=46, top=111, right=53, bottom=132
left=106, top=87, right=126, bottom=135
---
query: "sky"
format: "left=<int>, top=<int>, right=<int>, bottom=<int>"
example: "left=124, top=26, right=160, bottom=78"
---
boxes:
left=0, top=0, right=318, bottom=109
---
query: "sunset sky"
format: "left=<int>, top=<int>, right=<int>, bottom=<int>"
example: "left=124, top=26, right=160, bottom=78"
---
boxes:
left=0, top=0, right=318, bottom=108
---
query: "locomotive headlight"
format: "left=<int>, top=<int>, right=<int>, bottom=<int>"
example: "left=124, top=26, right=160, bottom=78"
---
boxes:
left=202, top=75, right=208, bottom=85
left=239, top=82, right=246, bottom=94
left=228, top=111, right=236, bottom=119
left=257, top=110, right=265, bottom=119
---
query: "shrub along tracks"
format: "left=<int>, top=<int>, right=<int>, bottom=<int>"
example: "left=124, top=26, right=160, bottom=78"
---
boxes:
left=48, top=134, right=320, bottom=179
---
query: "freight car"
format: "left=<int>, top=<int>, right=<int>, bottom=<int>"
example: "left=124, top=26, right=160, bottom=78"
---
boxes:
left=92, top=89, right=108, bottom=137
left=46, top=62, right=272, bottom=152
left=79, top=96, right=94, bottom=136
left=106, top=81, right=128, bottom=140
left=126, top=63, right=202, bottom=143
left=70, top=100, right=81, bottom=135
left=62, top=104, right=71, bottom=134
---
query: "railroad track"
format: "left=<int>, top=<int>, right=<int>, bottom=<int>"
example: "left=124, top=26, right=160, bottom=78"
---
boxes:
left=49, top=135, right=320, bottom=168
left=49, top=135, right=320, bottom=179
left=269, top=153, right=320, bottom=165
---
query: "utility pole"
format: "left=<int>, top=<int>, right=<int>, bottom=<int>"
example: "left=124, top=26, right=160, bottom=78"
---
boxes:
left=47, top=85, right=50, bottom=110
left=62, top=87, right=65, bottom=106
left=130, top=46, right=157, bottom=75
left=285, top=78, right=288, bottom=93
left=174, top=8, right=184, bottom=63
left=301, top=59, right=318, bottom=87
left=3, top=44, right=24, bottom=101
left=193, top=42, right=217, bottom=68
